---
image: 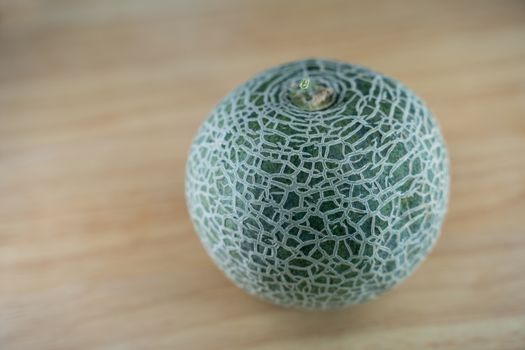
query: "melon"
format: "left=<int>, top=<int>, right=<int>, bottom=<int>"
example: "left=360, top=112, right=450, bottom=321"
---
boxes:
left=185, top=58, right=449, bottom=309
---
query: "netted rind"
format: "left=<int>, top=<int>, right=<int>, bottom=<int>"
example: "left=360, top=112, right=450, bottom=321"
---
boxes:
left=185, top=58, right=449, bottom=309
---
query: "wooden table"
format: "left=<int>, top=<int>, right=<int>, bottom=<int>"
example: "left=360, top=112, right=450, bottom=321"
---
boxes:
left=1, top=1, right=524, bottom=349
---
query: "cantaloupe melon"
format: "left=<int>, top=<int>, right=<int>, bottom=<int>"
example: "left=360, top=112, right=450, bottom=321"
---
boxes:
left=185, top=58, right=449, bottom=309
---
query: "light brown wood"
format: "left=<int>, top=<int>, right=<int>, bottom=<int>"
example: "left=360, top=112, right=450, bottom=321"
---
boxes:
left=1, top=1, right=524, bottom=349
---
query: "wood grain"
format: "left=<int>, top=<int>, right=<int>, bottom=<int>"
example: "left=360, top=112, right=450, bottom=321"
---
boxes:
left=1, top=1, right=524, bottom=349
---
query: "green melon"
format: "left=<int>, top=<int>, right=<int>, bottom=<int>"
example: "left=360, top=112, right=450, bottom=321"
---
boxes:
left=185, top=58, right=449, bottom=309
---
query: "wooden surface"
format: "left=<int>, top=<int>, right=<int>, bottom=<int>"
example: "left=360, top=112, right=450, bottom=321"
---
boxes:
left=1, top=1, right=525, bottom=349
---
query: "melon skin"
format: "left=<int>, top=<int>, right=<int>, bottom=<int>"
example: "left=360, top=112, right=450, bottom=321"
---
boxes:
left=185, top=58, right=449, bottom=310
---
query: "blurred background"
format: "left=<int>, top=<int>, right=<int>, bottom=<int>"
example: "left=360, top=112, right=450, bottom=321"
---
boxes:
left=1, top=1, right=524, bottom=349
